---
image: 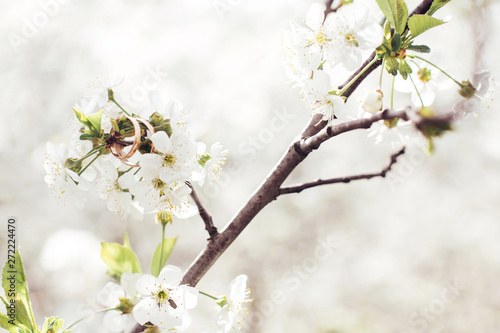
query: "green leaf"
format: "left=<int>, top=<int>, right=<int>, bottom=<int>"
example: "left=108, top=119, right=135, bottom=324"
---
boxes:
left=408, top=15, right=445, bottom=39
left=390, top=33, right=402, bottom=51
left=41, top=317, right=65, bottom=333
left=385, top=56, right=399, bottom=75
left=72, top=107, right=101, bottom=136
left=2, top=252, right=36, bottom=330
left=375, top=0, right=408, bottom=34
left=78, top=133, right=95, bottom=141
left=72, top=107, right=94, bottom=131
left=399, top=59, right=413, bottom=80
left=407, top=44, right=431, bottom=53
left=427, top=0, right=451, bottom=16
left=100, top=243, right=142, bottom=280
left=0, top=312, right=21, bottom=333
left=86, top=110, right=103, bottom=135
left=384, top=20, right=392, bottom=38
left=123, top=234, right=132, bottom=250
left=3, top=252, right=28, bottom=302
left=150, top=238, right=177, bottom=277
left=14, top=296, right=34, bottom=332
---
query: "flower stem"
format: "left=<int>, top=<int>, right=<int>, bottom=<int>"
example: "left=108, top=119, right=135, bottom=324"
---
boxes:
left=337, top=57, right=380, bottom=96
left=80, top=145, right=102, bottom=161
left=110, top=96, right=132, bottom=117
left=391, top=75, right=395, bottom=109
left=410, top=55, right=463, bottom=86
left=158, top=222, right=166, bottom=276
left=78, top=153, right=101, bottom=176
left=65, top=307, right=117, bottom=330
left=379, top=58, right=386, bottom=88
left=199, top=291, right=219, bottom=300
left=409, top=74, right=425, bottom=107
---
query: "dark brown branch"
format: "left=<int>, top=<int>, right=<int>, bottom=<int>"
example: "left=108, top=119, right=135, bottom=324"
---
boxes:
left=339, top=53, right=382, bottom=98
left=279, top=146, right=405, bottom=195
left=186, top=182, right=218, bottom=240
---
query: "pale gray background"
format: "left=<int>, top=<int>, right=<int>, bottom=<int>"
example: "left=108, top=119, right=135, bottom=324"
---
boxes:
left=1, top=0, right=499, bottom=332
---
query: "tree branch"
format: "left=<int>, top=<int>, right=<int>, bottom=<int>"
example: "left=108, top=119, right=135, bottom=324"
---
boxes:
left=187, top=182, right=218, bottom=241
left=178, top=0, right=444, bottom=289
left=129, top=1, right=446, bottom=332
left=279, top=146, right=405, bottom=195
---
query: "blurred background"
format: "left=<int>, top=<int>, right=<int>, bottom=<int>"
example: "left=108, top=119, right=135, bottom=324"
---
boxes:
left=1, top=0, right=499, bottom=332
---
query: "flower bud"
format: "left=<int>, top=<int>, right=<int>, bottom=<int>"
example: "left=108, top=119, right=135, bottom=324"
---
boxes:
left=360, top=90, right=383, bottom=114
left=458, top=80, right=477, bottom=99
left=155, top=210, right=173, bottom=226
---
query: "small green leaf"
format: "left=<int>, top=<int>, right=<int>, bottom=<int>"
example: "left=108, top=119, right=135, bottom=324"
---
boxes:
left=72, top=107, right=94, bottom=131
left=399, top=59, right=413, bottom=80
left=123, top=234, right=132, bottom=250
left=150, top=238, right=177, bottom=277
left=86, top=110, right=103, bottom=135
left=390, top=33, right=402, bottom=51
left=14, top=296, right=34, bottom=332
left=41, top=317, right=65, bottom=333
left=384, top=20, right=392, bottom=38
left=0, top=312, right=21, bottom=333
left=385, top=56, right=399, bottom=76
left=427, top=0, right=451, bottom=16
left=375, top=0, right=408, bottom=34
left=407, top=44, right=431, bottom=53
left=3, top=252, right=28, bottom=303
left=100, top=243, right=142, bottom=280
left=2, top=251, right=36, bottom=330
left=78, top=133, right=95, bottom=141
left=408, top=15, right=445, bottom=39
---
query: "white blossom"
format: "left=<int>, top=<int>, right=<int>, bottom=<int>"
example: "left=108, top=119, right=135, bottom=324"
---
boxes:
left=302, top=70, right=345, bottom=120
left=453, top=70, right=494, bottom=117
left=141, top=131, right=198, bottom=183
left=192, top=142, right=229, bottom=186
left=140, top=91, right=190, bottom=132
left=43, top=142, right=88, bottom=209
left=133, top=265, right=198, bottom=331
left=216, top=275, right=252, bottom=333
left=97, top=272, right=141, bottom=333
left=95, top=157, right=143, bottom=220
left=325, top=9, right=384, bottom=70
left=395, top=62, right=453, bottom=107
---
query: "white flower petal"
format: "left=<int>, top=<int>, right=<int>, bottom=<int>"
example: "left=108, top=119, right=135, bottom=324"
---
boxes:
left=136, top=274, right=157, bottom=295
left=158, top=265, right=183, bottom=287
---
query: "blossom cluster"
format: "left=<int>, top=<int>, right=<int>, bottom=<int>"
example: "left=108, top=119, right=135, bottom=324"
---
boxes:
left=98, top=266, right=252, bottom=333
left=43, top=76, right=228, bottom=219
left=282, top=1, right=493, bottom=146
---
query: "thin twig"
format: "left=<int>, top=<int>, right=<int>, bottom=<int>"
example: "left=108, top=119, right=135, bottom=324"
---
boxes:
left=186, top=182, right=219, bottom=240
left=279, top=146, right=406, bottom=195
left=324, top=0, right=337, bottom=18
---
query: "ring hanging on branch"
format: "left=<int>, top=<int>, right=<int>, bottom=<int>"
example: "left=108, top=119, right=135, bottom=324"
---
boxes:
left=107, top=116, right=157, bottom=167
